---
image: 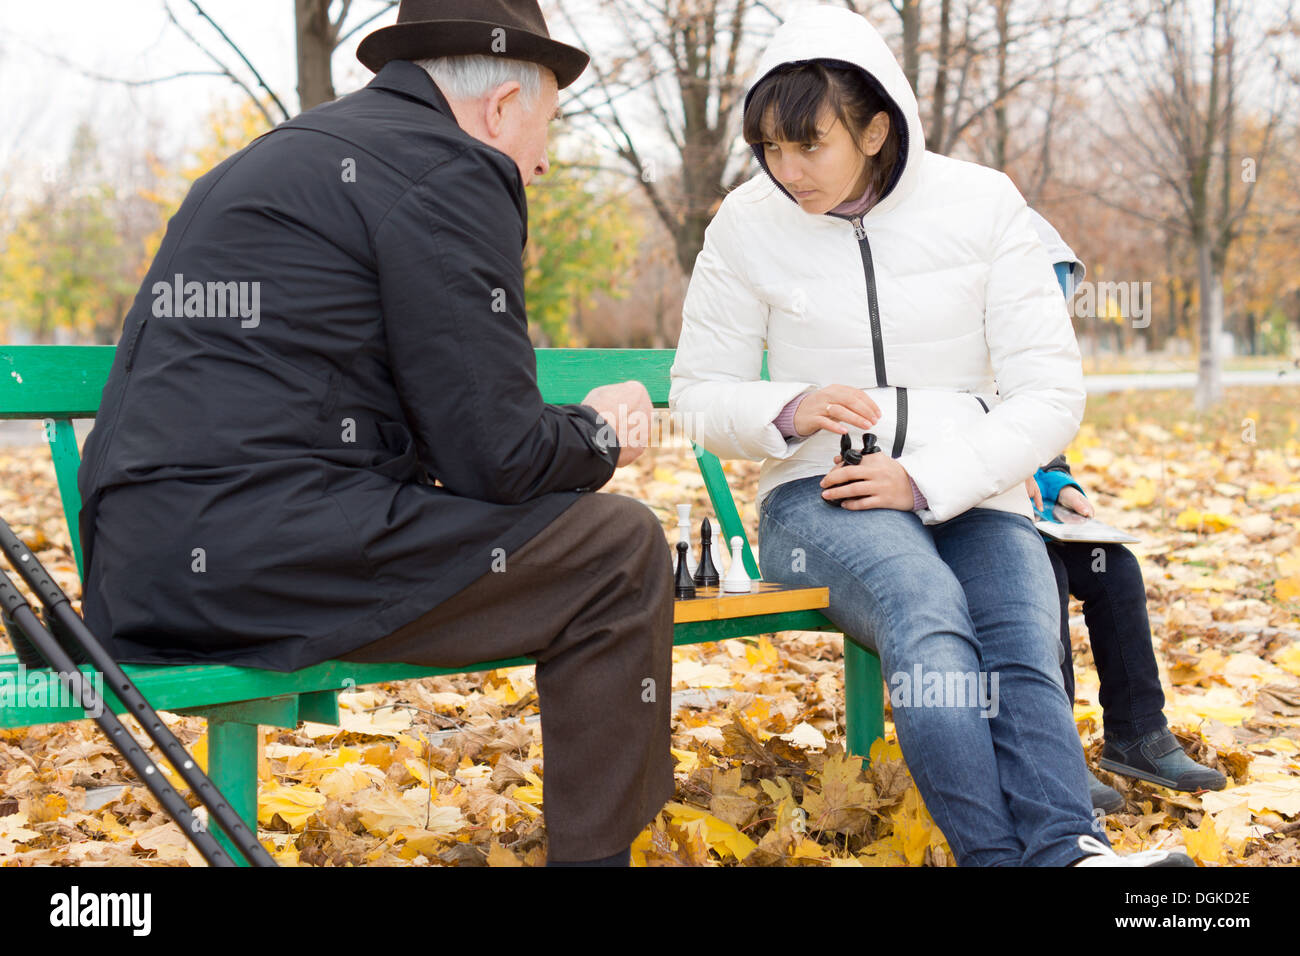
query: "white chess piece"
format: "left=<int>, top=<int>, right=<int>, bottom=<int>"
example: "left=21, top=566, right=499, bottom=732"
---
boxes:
left=675, top=503, right=697, bottom=575
left=709, top=521, right=726, bottom=576
left=722, top=536, right=752, bottom=593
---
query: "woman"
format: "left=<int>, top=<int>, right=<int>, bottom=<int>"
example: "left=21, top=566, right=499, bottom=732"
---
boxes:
left=669, top=5, right=1191, bottom=867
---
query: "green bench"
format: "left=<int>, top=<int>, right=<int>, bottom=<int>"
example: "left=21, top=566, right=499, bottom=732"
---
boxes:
left=0, top=344, right=885, bottom=863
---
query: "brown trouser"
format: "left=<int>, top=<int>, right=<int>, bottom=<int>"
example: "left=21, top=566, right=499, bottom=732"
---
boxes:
left=340, top=492, right=676, bottom=861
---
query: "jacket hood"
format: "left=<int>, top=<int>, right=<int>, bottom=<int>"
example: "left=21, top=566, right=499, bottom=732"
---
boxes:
left=743, top=5, right=926, bottom=217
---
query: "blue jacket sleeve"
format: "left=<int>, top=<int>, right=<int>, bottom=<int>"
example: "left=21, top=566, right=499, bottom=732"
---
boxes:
left=1033, top=467, right=1086, bottom=516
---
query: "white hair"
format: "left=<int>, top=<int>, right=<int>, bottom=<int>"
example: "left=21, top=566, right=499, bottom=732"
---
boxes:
left=415, top=54, right=545, bottom=107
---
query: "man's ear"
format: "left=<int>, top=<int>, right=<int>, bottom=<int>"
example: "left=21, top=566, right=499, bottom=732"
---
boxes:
left=484, top=81, right=523, bottom=138
left=862, top=111, right=890, bottom=157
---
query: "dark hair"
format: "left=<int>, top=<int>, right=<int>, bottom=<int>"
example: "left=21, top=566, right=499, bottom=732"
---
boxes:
left=742, top=60, right=904, bottom=202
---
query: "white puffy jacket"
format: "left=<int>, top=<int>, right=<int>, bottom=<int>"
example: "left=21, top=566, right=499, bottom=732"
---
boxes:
left=669, top=5, right=1085, bottom=524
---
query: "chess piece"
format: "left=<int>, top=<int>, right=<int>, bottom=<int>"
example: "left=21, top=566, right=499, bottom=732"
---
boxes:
left=840, top=431, right=864, bottom=466
left=693, top=517, right=720, bottom=587
left=829, top=432, right=881, bottom=508
left=674, top=503, right=697, bottom=575
left=674, top=541, right=697, bottom=599
left=709, top=522, right=726, bottom=575
left=722, top=536, right=752, bottom=593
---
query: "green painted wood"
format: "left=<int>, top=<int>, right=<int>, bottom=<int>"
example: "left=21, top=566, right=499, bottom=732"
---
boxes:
left=297, top=689, right=340, bottom=724
left=535, top=349, right=673, bottom=405
left=0, top=344, right=886, bottom=769
left=207, top=718, right=258, bottom=866
left=845, top=638, right=885, bottom=764
left=174, top=694, right=299, bottom=728
left=47, top=418, right=86, bottom=579
left=0, top=346, right=115, bottom=418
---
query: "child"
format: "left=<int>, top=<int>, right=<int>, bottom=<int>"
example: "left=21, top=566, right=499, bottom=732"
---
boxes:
left=1028, top=211, right=1226, bottom=810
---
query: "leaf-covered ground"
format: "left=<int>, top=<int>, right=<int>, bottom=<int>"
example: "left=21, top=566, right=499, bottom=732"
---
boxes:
left=1, top=385, right=1298, bottom=866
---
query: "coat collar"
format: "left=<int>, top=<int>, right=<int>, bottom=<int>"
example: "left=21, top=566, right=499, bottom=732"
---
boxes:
left=365, top=59, right=458, bottom=121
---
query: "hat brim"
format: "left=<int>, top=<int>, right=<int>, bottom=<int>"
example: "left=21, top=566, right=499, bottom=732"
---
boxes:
left=357, top=19, right=589, bottom=89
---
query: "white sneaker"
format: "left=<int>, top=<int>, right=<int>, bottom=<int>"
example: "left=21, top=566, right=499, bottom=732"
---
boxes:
left=1070, top=835, right=1196, bottom=867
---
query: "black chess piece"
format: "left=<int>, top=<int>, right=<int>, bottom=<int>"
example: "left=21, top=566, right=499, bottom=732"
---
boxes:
left=674, top=541, right=697, bottom=599
left=840, top=431, right=864, bottom=466
left=693, top=517, right=720, bottom=587
left=861, top=432, right=880, bottom=456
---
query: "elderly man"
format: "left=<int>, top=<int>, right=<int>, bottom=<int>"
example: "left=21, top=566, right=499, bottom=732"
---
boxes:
left=75, top=0, right=674, bottom=866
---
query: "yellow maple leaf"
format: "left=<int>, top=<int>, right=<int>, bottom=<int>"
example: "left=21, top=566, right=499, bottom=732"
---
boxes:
left=1120, top=477, right=1157, bottom=507
left=257, top=781, right=326, bottom=830
left=1180, top=813, right=1219, bottom=863
left=664, top=802, right=757, bottom=861
left=511, top=771, right=545, bottom=807
left=1274, top=576, right=1300, bottom=603
left=744, top=637, right=779, bottom=670
left=1274, top=644, right=1300, bottom=678
left=889, top=788, right=935, bottom=866
left=1175, top=509, right=1238, bottom=533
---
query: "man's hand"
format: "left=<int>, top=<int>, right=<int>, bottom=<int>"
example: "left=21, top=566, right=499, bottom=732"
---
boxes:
left=793, top=385, right=882, bottom=438
left=820, top=453, right=915, bottom=510
left=1025, top=476, right=1043, bottom=514
left=581, top=381, right=652, bottom=468
left=1058, top=485, right=1093, bottom=517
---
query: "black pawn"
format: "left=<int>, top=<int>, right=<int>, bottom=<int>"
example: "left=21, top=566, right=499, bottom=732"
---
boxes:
left=693, top=518, right=720, bottom=587
left=675, top=541, right=697, bottom=599
left=862, top=432, right=880, bottom=456
left=840, top=431, right=863, bottom=466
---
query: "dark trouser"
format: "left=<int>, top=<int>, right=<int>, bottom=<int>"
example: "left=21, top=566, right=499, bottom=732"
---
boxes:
left=339, top=492, right=676, bottom=862
left=1047, top=541, right=1167, bottom=742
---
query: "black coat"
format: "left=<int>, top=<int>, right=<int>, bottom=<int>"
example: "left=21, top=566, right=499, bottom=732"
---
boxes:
left=77, top=61, right=620, bottom=671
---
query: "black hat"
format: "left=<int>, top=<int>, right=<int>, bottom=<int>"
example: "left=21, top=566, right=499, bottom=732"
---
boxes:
left=357, top=0, right=590, bottom=89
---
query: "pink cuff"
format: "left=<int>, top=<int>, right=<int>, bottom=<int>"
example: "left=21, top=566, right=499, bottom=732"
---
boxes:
left=908, top=475, right=928, bottom=511
left=774, top=393, right=811, bottom=440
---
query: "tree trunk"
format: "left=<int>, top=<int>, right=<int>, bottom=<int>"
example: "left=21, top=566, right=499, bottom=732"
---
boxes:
left=295, top=0, right=336, bottom=112
left=992, top=0, right=1011, bottom=171
left=1194, top=238, right=1225, bottom=411
left=899, top=0, right=923, bottom=95
left=927, top=0, right=951, bottom=152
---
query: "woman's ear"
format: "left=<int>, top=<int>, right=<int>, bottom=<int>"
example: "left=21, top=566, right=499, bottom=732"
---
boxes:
left=862, top=111, right=891, bottom=157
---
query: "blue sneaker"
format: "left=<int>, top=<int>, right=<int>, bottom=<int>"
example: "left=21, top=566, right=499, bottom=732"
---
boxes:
left=1099, top=729, right=1227, bottom=792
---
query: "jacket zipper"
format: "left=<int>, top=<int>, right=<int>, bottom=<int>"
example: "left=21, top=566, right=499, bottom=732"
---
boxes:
left=847, top=214, right=908, bottom=456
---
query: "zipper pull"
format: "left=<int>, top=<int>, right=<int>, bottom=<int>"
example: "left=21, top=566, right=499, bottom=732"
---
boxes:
left=851, top=216, right=866, bottom=240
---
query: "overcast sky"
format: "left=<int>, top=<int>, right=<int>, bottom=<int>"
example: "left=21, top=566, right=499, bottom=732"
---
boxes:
left=0, top=0, right=401, bottom=197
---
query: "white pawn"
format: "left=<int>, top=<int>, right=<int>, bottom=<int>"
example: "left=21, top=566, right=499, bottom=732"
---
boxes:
left=675, top=503, right=697, bottom=575
left=709, top=520, right=727, bottom=576
left=722, top=536, right=752, bottom=593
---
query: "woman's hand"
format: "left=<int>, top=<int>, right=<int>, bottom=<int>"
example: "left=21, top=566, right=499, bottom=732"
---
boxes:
left=820, top=454, right=915, bottom=510
left=1058, top=485, right=1093, bottom=517
left=793, top=385, right=882, bottom=438
left=1025, top=477, right=1043, bottom=513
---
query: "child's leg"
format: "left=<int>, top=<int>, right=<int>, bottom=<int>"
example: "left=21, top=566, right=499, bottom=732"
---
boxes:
left=1059, top=542, right=1225, bottom=791
left=1057, top=542, right=1164, bottom=740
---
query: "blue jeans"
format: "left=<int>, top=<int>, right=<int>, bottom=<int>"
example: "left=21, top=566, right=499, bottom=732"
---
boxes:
left=759, top=477, right=1102, bottom=866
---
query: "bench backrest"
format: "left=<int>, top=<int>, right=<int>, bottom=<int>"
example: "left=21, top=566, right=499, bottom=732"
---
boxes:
left=0, top=346, right=761, bottom=585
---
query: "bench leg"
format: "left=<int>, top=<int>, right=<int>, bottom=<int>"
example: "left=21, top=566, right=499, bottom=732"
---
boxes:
left=207, top=717, right=259, bottom=867
left=844, top=638, right=884, bottom=766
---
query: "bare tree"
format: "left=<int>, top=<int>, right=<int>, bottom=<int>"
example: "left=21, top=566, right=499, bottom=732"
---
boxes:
left=1100, top=0, right=1294, bottom=408
left=555, top=0, right=779, bottom=276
